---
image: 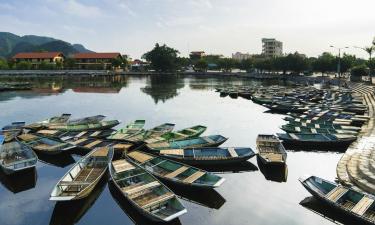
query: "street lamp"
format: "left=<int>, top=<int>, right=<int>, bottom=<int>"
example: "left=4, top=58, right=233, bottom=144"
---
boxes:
left=330, top=45, right=349, bottom=79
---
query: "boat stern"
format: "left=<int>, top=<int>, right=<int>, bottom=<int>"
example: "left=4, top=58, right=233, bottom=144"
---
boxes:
left=214, top=177, right=226, bottom=188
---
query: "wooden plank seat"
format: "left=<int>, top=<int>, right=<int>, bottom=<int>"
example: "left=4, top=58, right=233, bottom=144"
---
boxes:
left=145, top=136, right=165, bottom=144
left=186, top=128, right=198, bottom=133
left=364, top=210, right=375, bottom=221
left=70, top=138, right=88, bottom=145
left=112, top=143, right=133, bottom=151
left=351, top=197, right=375, bottom=216
left=160, top=149, right=184, bottom=156
left=90, top=131, right=101, bottom=137
left=147, top=142, right=170, bottom=148
left=91, top=148, right=109, bottom=157
left=76, top=131, right=88, bottom=138
left=37, top=130, right=59, bottom=135
left=289, top=133, right=299, bottom=140
left=228, top=147, right=238, bottom=157
left=124, top=181, right=160, bottom=196
left=262, top=153, right=283, bottom=162
left=326, top=186, right=348, bottom=202
left=128, top=151, right=154, bottom=163
left=165, top=166, right=189, bottom=179
left=140, top=192, right=175, bottom=209
left=112, top=160, right=135, bottom=173
left=202, top=137, right=215, bottom=144
left=84, top=140, right=103, bottom=148
left=175, top=132, right=189, bottom=137
left=183, top=171, right=205, bottom=183
left=58, top=181, right=92, bottom=186
left=17, top=133, right=38, bottom=141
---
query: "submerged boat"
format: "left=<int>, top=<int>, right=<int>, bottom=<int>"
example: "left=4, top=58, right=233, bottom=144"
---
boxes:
left=48, top=120, right=120, bottom=131
left=156, top=125, right=207, bottom=142
left=126, top=123, right=175, bottom=142
left=50, top=147, right=114, bottom=201
left=256, top=134, right=287, bottom=165
left=158, top=147, right=255, bottom=166
left=299, top=175, right=375, bottom=224
left=0, top=141, right=38, bottom=174
left=277, top=133, right=356, bottom=150
left=109, top=159, right=187, bottom=222
left=146, top=135, right=228, bottom=151
left=126, top=150, right=225, bottom=188
left=108, top=120, right=145, bottom=140
left=17, top=133, right=76, bottom=154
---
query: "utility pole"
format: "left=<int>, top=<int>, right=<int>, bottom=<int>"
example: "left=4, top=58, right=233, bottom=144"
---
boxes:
left=330, top=45, right=348, bottom=79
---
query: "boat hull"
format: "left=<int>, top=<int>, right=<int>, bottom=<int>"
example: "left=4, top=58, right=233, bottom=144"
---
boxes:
left=163, top=154, right=254, bottom=166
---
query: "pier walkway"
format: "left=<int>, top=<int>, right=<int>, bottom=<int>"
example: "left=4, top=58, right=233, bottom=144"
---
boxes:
left=337, top=83, right=375, bottom=194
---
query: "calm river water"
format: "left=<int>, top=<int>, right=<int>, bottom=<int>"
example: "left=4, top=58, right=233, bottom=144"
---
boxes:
left=0, top=75, right=344, bottom=225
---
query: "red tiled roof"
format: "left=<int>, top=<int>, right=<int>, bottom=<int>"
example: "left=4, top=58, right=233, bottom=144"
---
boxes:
left=13, top=52, right=63, bottom=59
left=73, top=52, right=121, bottom=59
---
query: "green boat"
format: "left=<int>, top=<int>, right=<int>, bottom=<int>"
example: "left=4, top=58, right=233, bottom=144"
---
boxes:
left=24, top=114, right=71, bottom=130
left=286, top=120, right=361, bottom=131
left=47, top=120, right=120, bottom=131
left=126, top=150, right=225, bottom=188
left=146, top=135, right=228, bottom=151
left=109, top=159, right=187, bottom=222
left=17, top=133, right=75, bottom=155
left=280, top=125, right=358, bottom=135
left=146, top=125, right=207, bottom=143
left=126, top=123, right=175, bottom=142
left=108, top=120, right=145, bottom=140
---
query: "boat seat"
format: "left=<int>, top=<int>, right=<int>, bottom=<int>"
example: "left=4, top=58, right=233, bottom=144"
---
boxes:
left=127, top=151, right=154, bottom=163
left=37, top=130, right=59, bottom=135
left=186, top=128, right=198, bottom=133
left=175, top=132, right=189, bottom=137
left=147, top=142, right=170, bottom=149
left=75, top=131, right=88, bottom=138
left=141, top=192, right=174, bottom=209
left=325, top=186, right=348, bottom=202
left=112, top=160, right=134, bottom=173
left=183, top=171, right=205, bottom=183
left=289, top=133, right=299, bottom=140
left=70, top=138, right=88, bottom=145
left=165, top=166, right=189, bottom=178
left=202, top=137, right=215, bottom=144
left=160, top=149, right=184, bottom=156
left=59, top=181, right=92, bottom=186
left=91, top=148, right=109, bottom=157
left=228, top=147, right=238, bottom=157
left=351, top=196, right=375, bottom=216
left=84, top=140, right=103, bottom=148
left=262, top=153, right=283, bottom=162
left=124, top=181, right=160, bottom=196
left=90, top=131, right=101, bottom=137
left=145, top=136, right=165, bottom=144
left=18, top=133, right=38, bottom=141
left=295, top=127, right=301, bottom=132
left=112, top=143, right=133, bottom=151
left=311, top=128, right=317, bottom=134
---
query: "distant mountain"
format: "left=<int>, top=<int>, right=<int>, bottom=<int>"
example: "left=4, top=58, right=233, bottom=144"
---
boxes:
left=0, top=32, right=92, bottom=58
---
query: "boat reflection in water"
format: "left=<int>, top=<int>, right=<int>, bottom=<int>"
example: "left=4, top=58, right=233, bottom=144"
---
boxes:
left=108, top=182, right=182, bottom=225
left=0, top=168, right=37, bottom=193
left=166, top=182, right=226, bottom=209
left=300, top=196, right=368, bottom=225
left=256, top=157, right=288, bottom=183
left=36, top=152, right=76, bottom=168
left=198, top=161, right=258, bottom=174
left=49, top=177, right=107, bottom=225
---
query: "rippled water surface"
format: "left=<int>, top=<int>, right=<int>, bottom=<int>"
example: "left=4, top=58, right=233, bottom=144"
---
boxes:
left=0, top=75, right=343, bottom=225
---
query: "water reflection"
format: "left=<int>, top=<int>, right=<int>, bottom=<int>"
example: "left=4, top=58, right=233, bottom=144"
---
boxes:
left=257, top=157, right=288, bottom=183
left=166, top=183, right=226, bottom=209
left=300, top=196, right=367, bottom=225
left=0, top=168, right=37, bottom=193
left=198, top=161, right=258, bottom=173
left=108, top=182, right=182, bottom=225
left=36, top=152, right=76, bottom=168
left=49, top=177, right=107, bottom=225
left=141, top=75, right=184, bottom=103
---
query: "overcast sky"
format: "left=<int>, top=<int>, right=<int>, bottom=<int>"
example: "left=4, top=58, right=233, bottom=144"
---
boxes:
left=1, top=0, right=374, bottom=59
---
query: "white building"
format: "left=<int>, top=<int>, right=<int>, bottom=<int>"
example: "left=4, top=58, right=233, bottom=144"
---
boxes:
left=262, top=38, right=283, bottom=57
left=232, top=52, right=252, bottom=61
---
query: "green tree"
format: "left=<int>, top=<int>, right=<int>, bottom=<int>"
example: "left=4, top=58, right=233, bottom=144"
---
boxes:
left=63, top=58, right=76, bottom=69
left=0, top=59, right=9, bottom=69
left=351, top=65, right=369, bottom=77
left=340, top=54, right=357, bottom=74
left=312, top=52, right=336, bottom=76
left=111, top=58, right=123, bottom=69
left=16, top=61, right=32, bottom=70
left=194, top=59, right=208, bottom=72
left=39, top=61, right=56, bottom=70
left=239, top=58, right=254, bottom=72
left=142, top=43, right=180, bottom=72
left=218, top=58, right=235, bottom=72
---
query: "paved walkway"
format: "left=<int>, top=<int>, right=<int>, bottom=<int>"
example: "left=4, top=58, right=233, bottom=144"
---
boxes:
left=336, top=83, right=375, bottom=194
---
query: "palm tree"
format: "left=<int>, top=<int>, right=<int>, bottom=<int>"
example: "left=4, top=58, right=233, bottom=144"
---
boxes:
left=365, top=46, right=374, bottom=77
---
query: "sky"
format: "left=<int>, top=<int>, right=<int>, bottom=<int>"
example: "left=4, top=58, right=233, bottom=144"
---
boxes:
left=0, top=0, right=375, bottom=59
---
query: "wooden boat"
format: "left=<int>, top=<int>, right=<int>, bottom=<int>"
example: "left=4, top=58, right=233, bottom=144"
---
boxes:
left=50, top=147, right=114, bottom=201
left=161, top=125, right=206, bottom=141
left=158, top=147, right=255, bottom=166
left=299, top=175, right=375, bottom=224
left=108, top=120, right=145, bottom=140
left=1, top=122, right=25, bottom=142
left=277, top=133, right=356, bottom=151
left=256, top=134, right=287, bottom=165
left=17, top=133, right=76, bottom=155
left=146, top=135, right=228, bottom=151
left=286, top=120, right=361, bottom=131
left=109, top=159, right=187, bottom=222
left=67, top=137, right=135, bottom=154
left=126, top=123, right=175, bottom=142
left=126, top=150, right=225, bottom=188
left=67, top=115, right=105, bottom=125
left=37, top=129, right=115, bottom=140
left=24, top=114, right=71, bottom=130
left=48, top=120, right=120, bottom=131
left=0, top=141, right=38, bottom=174
left=280, top=125, right=358, bottom=135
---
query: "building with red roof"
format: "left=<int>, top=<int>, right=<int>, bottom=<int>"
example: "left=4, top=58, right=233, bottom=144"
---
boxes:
left=73, top=52, right=123, bottom=70
left=12, top=52, right=64, bottom=69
